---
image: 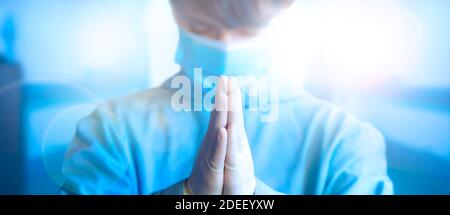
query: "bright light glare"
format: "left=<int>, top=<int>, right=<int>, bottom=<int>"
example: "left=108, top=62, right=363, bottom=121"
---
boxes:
left=269, top=0, right=423, bottom=88
left=146, top=0, right=180, bottom=87
left=76, top=15, right=136, bottom=70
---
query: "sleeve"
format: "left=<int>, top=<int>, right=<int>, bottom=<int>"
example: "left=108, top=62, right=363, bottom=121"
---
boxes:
left=323, top=123, right=394, bottom=195
left=61, top=104, right=137, bottom=194
left=153, top=178, right=283, bottom=195
left=152, top=179, right=186, bottom=195
left=254, top=178, right=284, bottom=195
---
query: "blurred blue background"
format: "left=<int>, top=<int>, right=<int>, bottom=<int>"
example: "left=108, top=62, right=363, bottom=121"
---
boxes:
left=0, top=0, right=448, bottom=194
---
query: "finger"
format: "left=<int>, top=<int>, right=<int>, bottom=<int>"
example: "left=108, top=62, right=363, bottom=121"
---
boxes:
left=208, top=77, right=228, bottom=131
left=227, top=77, right=247, bottom=160
left=223, top=122, right=240, bottom=195
left=225, top=123, right=239, bottom=169
left=213, top=77, right=228, bottom=128
left=204, top=77, right=228, bottom=145
left=227, top=77, right=244, bottom=126
left=205, top=127, right=228, bottom=173
left=215, top=76, right=228, bottom=112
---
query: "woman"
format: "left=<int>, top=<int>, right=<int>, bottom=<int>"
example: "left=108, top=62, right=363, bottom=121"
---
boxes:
left=61, top=0, right=393, bottom=195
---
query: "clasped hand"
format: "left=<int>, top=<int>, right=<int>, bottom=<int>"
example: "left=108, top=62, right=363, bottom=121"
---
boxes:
left=187, top=77, right=256, bottom=195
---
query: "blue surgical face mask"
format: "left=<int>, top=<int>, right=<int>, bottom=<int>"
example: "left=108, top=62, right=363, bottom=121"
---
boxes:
left=175, top=29, right=273, bottom=80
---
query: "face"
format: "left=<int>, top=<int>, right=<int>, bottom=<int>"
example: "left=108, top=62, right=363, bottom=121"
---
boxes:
left=175, top=14, right=262, bottom=43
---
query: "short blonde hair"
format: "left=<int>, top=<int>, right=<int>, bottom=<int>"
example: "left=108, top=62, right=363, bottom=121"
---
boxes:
left=170, top=0, right=294, bottom=30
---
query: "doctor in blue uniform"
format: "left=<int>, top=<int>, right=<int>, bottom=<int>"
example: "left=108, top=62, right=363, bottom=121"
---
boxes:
left=61, top=0, right=393, bottom=195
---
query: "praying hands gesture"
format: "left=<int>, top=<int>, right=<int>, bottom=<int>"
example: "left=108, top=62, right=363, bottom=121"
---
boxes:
left=187, top=77, right=256, bottom=195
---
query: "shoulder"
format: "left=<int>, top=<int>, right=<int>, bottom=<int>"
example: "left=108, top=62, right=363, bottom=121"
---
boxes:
left=73, top=86, right=177, bottom=142
left=91, top=86, right=176, bottom=121
left=287, top=92, right=390, bottom=194
left=287, top=91, right=384, bottom=149
left=105, top=87, right=174, bottom=113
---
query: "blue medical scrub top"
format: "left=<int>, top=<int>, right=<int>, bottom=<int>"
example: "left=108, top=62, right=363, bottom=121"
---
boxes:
left=61, top=73, right=393, bottom=195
